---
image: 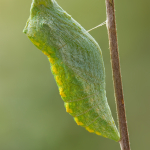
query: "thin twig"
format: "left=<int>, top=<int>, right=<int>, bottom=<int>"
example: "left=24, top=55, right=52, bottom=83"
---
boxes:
left=105, top=0, right=130, bottom=150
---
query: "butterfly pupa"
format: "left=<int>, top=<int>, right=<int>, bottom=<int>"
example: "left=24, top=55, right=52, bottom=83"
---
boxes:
left=23, top=0, right=120, bottom=141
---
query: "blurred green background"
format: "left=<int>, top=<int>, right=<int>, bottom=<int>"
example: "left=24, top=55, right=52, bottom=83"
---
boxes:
left=0, top=0, right=150, bottom=150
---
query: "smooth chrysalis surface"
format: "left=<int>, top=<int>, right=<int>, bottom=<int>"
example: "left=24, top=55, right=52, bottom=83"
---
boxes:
left=23, top=0, right=120, bottom=141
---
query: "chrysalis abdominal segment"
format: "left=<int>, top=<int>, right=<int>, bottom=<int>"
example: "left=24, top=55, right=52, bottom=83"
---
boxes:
left=23, top=0, right=120, bottom=141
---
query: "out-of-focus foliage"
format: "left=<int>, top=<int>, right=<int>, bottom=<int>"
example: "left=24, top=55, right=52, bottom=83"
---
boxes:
left=0, top=0, right=149, bottom=150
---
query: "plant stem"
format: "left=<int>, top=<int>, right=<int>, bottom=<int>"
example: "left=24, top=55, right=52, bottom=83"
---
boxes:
left=105, top=0, right=130, bottom=150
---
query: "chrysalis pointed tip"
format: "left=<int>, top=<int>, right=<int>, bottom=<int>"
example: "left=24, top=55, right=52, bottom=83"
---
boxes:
left=33, top=0, right=54, bottom=7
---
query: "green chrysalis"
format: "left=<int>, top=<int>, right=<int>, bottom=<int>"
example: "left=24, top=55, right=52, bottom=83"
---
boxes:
left=23, top=0, right=120, bottom=141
